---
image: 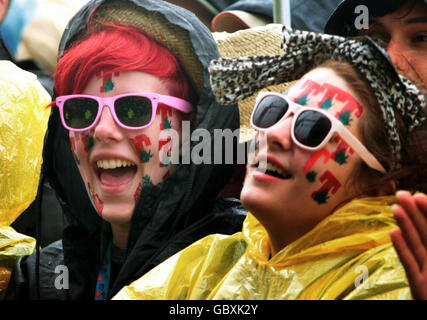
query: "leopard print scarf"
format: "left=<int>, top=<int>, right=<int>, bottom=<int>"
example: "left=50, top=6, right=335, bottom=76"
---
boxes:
left=209, top=27, right=426, bottom=171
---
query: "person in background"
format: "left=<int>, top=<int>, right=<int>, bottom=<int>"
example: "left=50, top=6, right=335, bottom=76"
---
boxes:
left=325, top=0, right=426, bottom=94
left=113, top=27, right=427, bottom=299
left=326, top=0, right=427, bottom=300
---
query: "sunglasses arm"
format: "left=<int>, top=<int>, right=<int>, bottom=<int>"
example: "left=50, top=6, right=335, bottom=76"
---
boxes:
left=338, top=126, right=386, bottom=174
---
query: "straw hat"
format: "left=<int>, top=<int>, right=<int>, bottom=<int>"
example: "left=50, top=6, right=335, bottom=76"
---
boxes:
left=213, top=24, right=295, bottom=142
left=212, top=10, right=271, bottom=33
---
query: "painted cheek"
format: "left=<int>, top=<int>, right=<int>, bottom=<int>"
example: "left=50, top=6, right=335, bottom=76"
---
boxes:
left=143, top=174, right=153, bottom=186
left=302, top=147, right=344, bottom=205
left=332, top=136, right=354, bottom=165
left=303, top=149, right=331, bottom=182
left=74, top=131, right=95, bottom=153
left=159, top=137, right=172, bottom=167
left=130, top=134, right=153, bottom=163
left=311, top=170, right=342, bottom=205
left=87, top=182, right=104, bottom=215
left=134, top=183, right=142, bottom=204
left=157, top=105, right=174, bottom=130
left=157, top=108, right=182, bottom=174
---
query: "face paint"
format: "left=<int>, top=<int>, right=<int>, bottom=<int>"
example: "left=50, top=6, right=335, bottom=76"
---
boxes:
left=134, top=183, right=142, bottom=204
left=296, top=94, right=308, bottom=105
left=157, top=105, right=173, bottom=130
left=320, top=97, right=333, bottom=110
left=88, top=182, right=104, bottom=215
left=337, top=110, right=353, bottom=126
left=74, top=131, right=95, bottom=153
left=333, top=148, right=349, bottom=165
left=158, top=137, right=172, bottom=167
left=303, top=149, right=332, bottom=175
left=162, top=170, right=170, bottom=181
left=290, top=78, right=364, bottom=204
left=130, top=134, right=153, bottom=163
left=84, top=134, right=95, bottom=152
left=295, top=79, right=364, bottom=119
left=306, top=170, right=318, bottom=183
left=311, top=170, right=342, bottom=204
left=96, top=71, right=120, bottom=93
left=143, top=174, right=152, bottom=186
left=161, top=116, right=173, bottom=130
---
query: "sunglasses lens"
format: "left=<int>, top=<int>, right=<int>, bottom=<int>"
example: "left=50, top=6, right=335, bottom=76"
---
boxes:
left=63, top=97, right=98, bottom=129
left=252, top=95, right=289, bottom=128
left=294, top=110, right=332, bottom=148
left=115, top=96, right=152, bottom=127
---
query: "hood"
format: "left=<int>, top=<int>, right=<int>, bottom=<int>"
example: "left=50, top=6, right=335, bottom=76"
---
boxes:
left=42, top=0, right=239, bottom=298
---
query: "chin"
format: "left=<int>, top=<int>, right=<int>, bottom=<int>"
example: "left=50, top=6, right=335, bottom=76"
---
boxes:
left=241, top=184, right=270, bottom=216
left=95, top=202, right=134, bottom=226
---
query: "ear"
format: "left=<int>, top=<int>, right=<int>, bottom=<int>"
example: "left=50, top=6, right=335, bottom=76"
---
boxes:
left=373, top=179, right=397, bottom=196
left=0, top=0, right=9, bottom=23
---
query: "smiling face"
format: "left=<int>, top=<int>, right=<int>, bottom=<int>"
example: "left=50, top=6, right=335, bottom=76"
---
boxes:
left=241, top=67, right=366, bottom=253
left=362, top=1, right=427, bottom=93
left=69, top=71, right=183, bottom=228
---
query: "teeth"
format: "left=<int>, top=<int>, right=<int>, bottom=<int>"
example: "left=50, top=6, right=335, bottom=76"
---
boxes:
left=261, top=162, right=287, bottom=177
left=97, top=159, right=135, bottom=169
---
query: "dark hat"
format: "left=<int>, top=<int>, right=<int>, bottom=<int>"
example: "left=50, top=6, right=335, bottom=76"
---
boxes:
left=325, top=0, right=427, bottom=36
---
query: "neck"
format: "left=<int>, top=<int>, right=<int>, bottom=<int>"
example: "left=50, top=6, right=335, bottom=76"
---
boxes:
left=267, top=225, right=312, bottom=257
left=111, top=223, right=130, bottom=250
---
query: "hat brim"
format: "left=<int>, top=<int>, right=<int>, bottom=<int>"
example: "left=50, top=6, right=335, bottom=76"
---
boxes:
left=212, top=10, right=271, bottom=32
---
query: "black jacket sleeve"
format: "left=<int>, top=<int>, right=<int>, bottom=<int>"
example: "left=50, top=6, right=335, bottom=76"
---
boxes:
left=3, top=240, right=68, bottom=300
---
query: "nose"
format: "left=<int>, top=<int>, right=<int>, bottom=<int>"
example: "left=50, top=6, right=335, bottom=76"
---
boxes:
left=93, top=106, right=123, bottom=143
left=387, top=40, right=410, bottom=74
left=265, top=115, right=294, bottom=152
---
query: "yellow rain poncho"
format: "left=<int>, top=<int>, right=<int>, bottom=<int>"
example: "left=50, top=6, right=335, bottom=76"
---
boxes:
left=0, top=61, right=51, bottom=291
left=114, top=195, right=410, bottom=300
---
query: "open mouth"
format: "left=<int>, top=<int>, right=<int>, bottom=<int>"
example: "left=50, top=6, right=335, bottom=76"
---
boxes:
left=96, top=159, right=138, bottom=186
left=255, top=161, right=292, bottom=180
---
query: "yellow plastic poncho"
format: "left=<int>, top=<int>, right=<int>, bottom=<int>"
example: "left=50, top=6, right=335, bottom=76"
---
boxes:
left=0, top=61, right=51, bottom=291
left=113, top=195, right=410, bottom=300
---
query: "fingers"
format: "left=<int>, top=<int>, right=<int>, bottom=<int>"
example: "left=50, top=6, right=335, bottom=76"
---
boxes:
left=390, top=228, right=419, bottom=285
left=397, top=191, right=427, bottom=250
left=392, top=197, right=427, bottom=272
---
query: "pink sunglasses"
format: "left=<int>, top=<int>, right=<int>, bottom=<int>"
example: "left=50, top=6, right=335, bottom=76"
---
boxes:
left=54, top=93, right=193, bottom=132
